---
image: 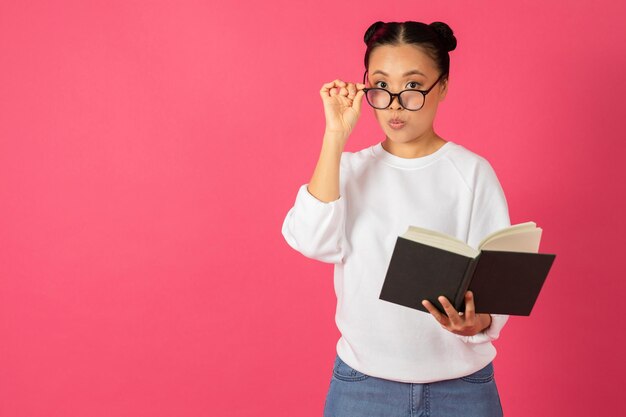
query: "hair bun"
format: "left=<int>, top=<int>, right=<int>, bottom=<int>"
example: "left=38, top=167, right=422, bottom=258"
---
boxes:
left=364, top=21, right=385, bottom=45
left=429, top=21, right=457, bottom=52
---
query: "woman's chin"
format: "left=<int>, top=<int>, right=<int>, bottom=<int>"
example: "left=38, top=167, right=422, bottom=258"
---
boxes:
left=384, top=130, right=412, bottom=142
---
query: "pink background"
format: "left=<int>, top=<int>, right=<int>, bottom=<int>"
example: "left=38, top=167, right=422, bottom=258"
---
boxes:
left=1, top=1, right=625, bottom=416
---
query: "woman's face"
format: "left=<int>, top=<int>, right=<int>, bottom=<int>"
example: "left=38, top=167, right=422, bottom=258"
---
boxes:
left=366, top=43, right=448, bottom=144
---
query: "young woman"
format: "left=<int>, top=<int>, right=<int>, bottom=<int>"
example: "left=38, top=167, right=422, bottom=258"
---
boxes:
left=282, top=20, right=510, bottom=417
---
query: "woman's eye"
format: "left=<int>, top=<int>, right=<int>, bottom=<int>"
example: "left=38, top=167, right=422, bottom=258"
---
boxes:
left=375, top=81, right=421, bottom=89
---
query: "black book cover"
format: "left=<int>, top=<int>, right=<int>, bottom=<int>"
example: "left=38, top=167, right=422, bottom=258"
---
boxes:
left=378, top=237, right=556, bottom=316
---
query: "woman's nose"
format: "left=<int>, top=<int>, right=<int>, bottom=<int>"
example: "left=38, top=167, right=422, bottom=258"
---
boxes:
left=389, top=95, right=403, bottom=110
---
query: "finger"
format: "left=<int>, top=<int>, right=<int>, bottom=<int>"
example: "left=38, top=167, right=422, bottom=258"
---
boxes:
left=438, top=296, right=463, bottom=326
left=352, top=89, right=364, bottom=113
left=321, top=79, right=346, bottom=87
left=320, top=80, right=347, bottom=97
left=320, top=83, right=336, bottom=98
left=464, top=291, right=476, bottom=322
left=319, top=81, right=336, bottom=94
left=346, top=83, right=356, bottom=99
left=422, top=299, right=447, bottom=325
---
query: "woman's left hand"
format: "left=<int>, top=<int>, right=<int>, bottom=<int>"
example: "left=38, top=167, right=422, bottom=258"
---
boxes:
left=421, top=291, right=492, bottom=337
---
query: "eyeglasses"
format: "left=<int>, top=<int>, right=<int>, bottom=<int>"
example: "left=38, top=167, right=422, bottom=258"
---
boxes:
left=362, top=70, right=444, bottom=111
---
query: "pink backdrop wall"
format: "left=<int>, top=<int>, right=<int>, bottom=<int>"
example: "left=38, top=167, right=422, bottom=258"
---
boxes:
left=1, top=1, right=625, bottom=416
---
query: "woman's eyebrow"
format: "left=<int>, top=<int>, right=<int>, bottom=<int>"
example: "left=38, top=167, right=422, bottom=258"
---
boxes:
left=371, top=69, right=426, bottom=77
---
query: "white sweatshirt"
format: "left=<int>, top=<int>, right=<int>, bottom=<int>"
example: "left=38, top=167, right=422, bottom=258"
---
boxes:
left=281, top=140, right=511, bottom=383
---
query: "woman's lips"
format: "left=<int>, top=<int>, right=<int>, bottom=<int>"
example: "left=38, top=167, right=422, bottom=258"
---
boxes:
left=388, top=119, right=405, bottom=130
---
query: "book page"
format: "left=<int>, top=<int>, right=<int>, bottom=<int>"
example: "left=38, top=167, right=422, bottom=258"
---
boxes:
left=402, top=226, right=479, bottom=258
left=477, top=221, right=535, bottom=247
left=480, top=228, right=542, bottom=253
left=401, top=221, right=544, bottom=256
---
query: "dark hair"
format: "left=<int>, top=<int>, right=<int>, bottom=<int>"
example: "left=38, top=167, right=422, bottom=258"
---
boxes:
left=363, top=21, right=457, bottom=83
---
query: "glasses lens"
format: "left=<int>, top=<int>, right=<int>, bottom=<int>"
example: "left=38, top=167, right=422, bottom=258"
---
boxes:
left=399, top=91, right=425, bottom=110
left=366, top=89, right=391, bottom=109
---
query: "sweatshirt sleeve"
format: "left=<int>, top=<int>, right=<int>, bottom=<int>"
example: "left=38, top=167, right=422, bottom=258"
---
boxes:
left=456, top=159, right=511, bottom=344
left=281, top=172, right=347, bottom=264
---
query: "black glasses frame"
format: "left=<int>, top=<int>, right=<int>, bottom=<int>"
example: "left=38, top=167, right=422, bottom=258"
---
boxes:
left=362, top=70, right=445, bottom=111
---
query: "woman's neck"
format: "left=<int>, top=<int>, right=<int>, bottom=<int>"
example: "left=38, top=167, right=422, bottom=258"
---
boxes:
left=382, top=132, right=447, bottom=159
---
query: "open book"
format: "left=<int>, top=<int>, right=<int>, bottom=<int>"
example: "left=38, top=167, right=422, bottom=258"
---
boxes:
left=378, top=221, right=556, bottom=316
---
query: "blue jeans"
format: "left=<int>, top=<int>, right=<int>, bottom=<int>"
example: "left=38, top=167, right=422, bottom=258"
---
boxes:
left=323, top=354, right=504, bottom=417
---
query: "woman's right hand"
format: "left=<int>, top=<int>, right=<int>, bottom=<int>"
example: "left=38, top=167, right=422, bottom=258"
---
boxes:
left=319, top=79, right=365, bottom=137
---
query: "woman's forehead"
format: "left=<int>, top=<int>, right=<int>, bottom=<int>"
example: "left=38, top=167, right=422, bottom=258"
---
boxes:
left=368, top=44, right=437, bottom=76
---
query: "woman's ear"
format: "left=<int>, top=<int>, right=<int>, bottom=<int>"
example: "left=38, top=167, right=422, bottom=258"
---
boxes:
left=438, top=78, right=449, bottom=101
